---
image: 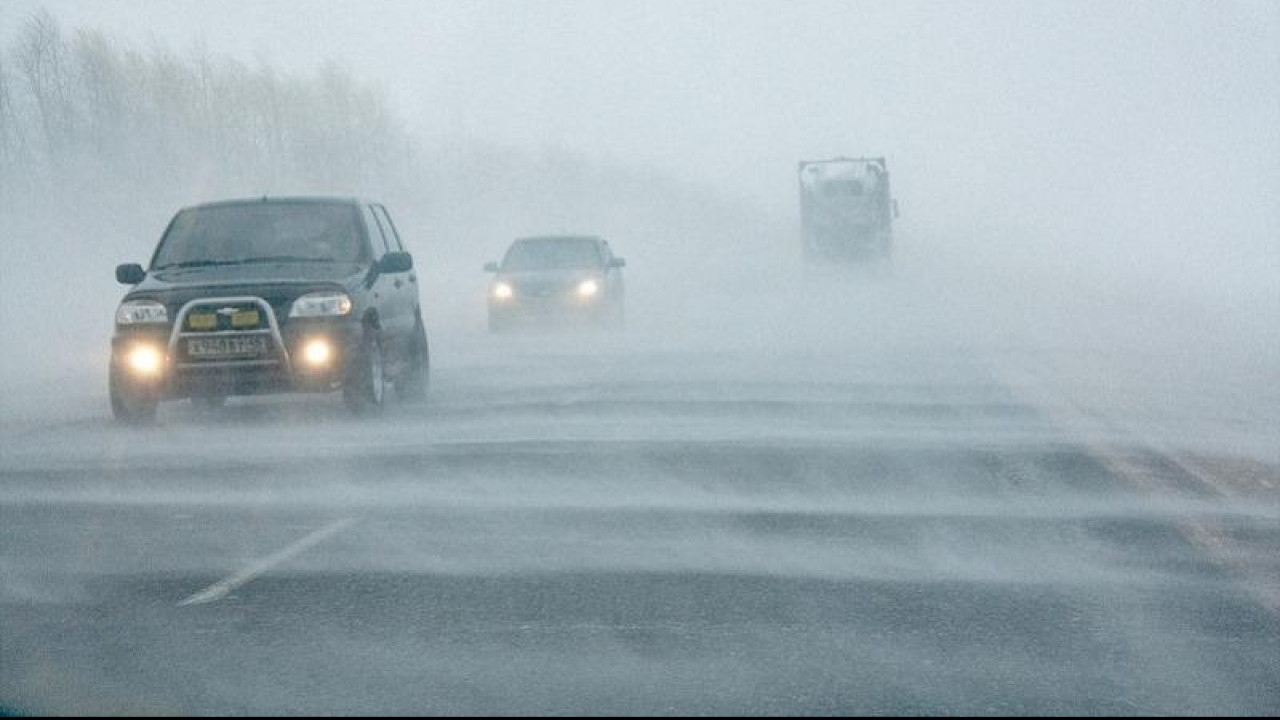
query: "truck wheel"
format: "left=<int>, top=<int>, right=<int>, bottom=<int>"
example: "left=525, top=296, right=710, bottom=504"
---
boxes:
left=395, top=318, right=430, bottom=403
left=343, top=333, right=385, bottom=414
left=109, top=365, right=158, bottom=425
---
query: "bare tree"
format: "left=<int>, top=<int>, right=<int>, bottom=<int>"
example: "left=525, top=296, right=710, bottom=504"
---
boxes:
left=189, top=40, right=223, bottom=163
left=2, top=7, right=421, bottom=207
left=253, top=59, right=288, bottom=188
left=0, top=55, right=17, bottom=205
left=72, top=29, right=127, bottom=159
left=0, top=55, right=14, bottom=164
left=14, top=9, right=76, bottom=163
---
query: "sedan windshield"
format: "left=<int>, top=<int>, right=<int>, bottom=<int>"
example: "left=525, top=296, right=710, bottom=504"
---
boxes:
left=153, top=203, right=365, bottom=269
left=503, top=237, right=602, bottom=271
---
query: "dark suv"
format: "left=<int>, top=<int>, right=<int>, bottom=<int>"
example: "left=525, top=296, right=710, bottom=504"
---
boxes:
left=484, top=235, right=626, bottom=332
left=110, top=197, right=430, bottom=423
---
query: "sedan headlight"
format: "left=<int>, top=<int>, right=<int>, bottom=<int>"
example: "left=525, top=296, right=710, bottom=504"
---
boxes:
left=290, top=292, right=352, bottom=318
left=577, top=279, right=601, bottom=298
left=116, top=300, right=169, bottom=325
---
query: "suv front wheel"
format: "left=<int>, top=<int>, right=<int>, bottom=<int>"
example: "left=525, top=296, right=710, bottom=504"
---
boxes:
left=109, top=363, right=159, bottom=425
left=343, top=332, right=385, bottom=414
left=394, top=317, right=430, bottom=402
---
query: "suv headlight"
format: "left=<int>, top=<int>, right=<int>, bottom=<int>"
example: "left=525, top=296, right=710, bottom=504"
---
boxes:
left=290, top=292, right=353, bottom=318
left=116, top=300, right=168, bottom=325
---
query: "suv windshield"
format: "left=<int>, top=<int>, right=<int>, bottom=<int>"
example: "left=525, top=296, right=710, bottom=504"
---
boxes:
left=153, top=202, right=365, bottom=269
left=503, top=237, right=602, bottom=271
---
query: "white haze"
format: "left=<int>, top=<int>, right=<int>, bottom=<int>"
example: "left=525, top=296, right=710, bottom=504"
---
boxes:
left=0, top=0, right=1277, bottom=456
left=1, top=7, right=1279, bottom=715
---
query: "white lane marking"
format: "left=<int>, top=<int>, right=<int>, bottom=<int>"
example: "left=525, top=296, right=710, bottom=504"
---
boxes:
left=557, top=388, right=600, bottom=407
left=986, top=355, right=1280, bottom=612
left=179, top=517, right=357, bottom=607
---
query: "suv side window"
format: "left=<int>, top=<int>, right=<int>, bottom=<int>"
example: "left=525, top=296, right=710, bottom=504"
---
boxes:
left=373, top=205, right=405, bottom=252
left=363, top=205, right=390, bottom=257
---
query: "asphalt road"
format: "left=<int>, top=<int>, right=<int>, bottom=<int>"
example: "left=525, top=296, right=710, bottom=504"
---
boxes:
left=1, top=332, right=1278, bottom=715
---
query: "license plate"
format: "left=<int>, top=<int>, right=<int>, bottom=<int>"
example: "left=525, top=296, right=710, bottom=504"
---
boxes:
left=188, top=336, right=268, bottom=359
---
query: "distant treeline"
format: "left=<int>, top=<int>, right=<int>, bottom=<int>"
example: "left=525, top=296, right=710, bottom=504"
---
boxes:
left=0, top=8, right=783, bottom=276
left=0, top=8, right=417, bottom=211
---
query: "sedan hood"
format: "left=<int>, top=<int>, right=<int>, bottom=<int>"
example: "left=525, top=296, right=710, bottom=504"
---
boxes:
left=499, top=268, right=601, bottom=285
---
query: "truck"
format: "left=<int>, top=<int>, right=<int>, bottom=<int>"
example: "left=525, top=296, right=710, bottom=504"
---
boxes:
left=798, top=157, right=898, bottom=265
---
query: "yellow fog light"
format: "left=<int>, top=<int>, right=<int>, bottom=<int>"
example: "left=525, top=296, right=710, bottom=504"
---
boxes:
left=302, top=338, right=333, bottom=367
left=128, top=345, right=164, bottom=375
left=577, top=279, right=600, bottom=298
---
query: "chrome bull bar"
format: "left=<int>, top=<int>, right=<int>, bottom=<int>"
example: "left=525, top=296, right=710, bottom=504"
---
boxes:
left=168, top=296, right=293, bottom=372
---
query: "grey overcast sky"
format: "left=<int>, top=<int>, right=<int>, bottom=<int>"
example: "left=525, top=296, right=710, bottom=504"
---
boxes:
left=3, top=0, right=1277, bottom=259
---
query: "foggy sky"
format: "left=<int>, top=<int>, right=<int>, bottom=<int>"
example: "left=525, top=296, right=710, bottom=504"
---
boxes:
left=2, top=0, right=1278, bottom=280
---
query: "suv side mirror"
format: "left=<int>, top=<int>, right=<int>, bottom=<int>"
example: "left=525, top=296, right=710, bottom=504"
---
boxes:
left=379, top=251, right=413, bottom=274
left=116, top=263, right=146, bottom=285
left=893, top=199, right=901, bottom=219
left=484, top=262, right=500, bottom=273
left=610, top=258, right=627, bottom=269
